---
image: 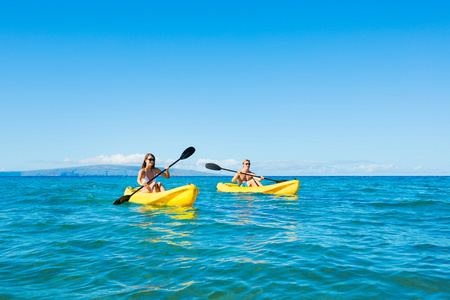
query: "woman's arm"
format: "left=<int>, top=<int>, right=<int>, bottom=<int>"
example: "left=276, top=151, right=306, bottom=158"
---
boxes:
left=156, top=167, right=171, bottom=179
left=137, top=169, right=145, bottom=186
left=163, top=166, right=170, bottom=179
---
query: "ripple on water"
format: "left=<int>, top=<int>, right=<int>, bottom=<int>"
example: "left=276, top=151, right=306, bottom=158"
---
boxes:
left=1, top=176, right=449, bottom=299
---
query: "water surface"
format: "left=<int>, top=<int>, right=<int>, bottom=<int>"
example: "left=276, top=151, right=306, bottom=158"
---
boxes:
left=1, top=176, right=449, bottom=299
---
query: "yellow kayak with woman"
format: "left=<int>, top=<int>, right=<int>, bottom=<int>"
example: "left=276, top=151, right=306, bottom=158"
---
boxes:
left=205, top=160, right=300, bottom=196
left=114, top=147, right=198, bottom=206
left=217, top=180, right=299, bottom=195
left=123, top=184, right=199, bottom=206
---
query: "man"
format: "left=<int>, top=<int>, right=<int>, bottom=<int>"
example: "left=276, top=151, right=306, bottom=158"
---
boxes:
left=232, top=159, right=264, bottom=187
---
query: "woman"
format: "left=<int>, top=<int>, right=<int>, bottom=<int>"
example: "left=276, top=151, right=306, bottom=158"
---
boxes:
left=138, top=153, right=170, bottom=193
left=232, top=159, right=264, bottom=187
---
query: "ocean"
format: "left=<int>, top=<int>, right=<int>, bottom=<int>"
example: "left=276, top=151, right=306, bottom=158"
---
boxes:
left=1, top=176, right=449, bottom=299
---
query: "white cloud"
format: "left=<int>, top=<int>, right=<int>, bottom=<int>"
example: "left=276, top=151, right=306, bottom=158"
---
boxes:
left=352, top=164, right=396, bottom=173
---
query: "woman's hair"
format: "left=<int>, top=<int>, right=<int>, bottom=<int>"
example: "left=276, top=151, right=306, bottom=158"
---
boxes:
left=142, top=153, right=155, bottom=169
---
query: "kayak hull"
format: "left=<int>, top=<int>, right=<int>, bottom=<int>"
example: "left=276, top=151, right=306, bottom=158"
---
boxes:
left=216, top=179, right=300, bottom=195
left=124, top=184, right=199, bottom=207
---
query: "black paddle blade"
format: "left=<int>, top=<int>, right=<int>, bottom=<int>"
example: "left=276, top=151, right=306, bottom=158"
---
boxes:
left=113, top=195, right=131, bottom=205
left=180, top=147, right=195, bottom=160
left=205, top=163, right=222, bottom=171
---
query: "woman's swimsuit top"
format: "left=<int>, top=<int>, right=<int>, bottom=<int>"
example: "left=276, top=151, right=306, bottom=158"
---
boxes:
left=143, top=169, right=158, bottom=184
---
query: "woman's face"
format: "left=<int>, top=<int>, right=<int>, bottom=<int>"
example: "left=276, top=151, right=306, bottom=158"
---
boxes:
left=146, top=156, right=155, bottom=166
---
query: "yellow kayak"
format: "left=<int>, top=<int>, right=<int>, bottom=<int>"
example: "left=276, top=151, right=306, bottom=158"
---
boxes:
left=124, top=184, right=199, bottom=207
left=217, top=179, right=300, bottom=195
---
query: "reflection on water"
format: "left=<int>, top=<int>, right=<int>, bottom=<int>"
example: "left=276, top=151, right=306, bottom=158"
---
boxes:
left=273, top=194, right=299, bottom=201
left=229, top=195, right=256, bottom=225
left=117, top=279, right=198, bottom=292
left=130, top=206, right=198, bottom=247
left=235, top=194, right=258, bottom=202
left=130, top=220, right=194, bottom=247
left=235, top=193, right=299, bottom=202
left=229, top=193, right=304, bottom=248
left=134, top=205, right=198, bottom=220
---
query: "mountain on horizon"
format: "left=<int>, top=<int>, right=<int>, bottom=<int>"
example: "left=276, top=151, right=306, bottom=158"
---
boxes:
left=0, top=165, right=218, bottom=177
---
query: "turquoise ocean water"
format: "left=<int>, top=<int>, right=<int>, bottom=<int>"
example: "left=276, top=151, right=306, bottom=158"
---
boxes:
left=1, top=176, right=449, bottom=299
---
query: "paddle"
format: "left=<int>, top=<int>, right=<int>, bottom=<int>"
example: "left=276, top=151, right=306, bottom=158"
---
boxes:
left=205, top=163, right=287, bottom=183
left=113, top=147, right=196, bottom=205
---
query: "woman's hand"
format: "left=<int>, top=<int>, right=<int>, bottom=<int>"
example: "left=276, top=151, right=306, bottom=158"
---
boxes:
left=164, top=166, right=170, bottom=178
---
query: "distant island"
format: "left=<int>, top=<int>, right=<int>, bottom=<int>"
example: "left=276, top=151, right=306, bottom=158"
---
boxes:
left=0, top=165, right=219, bottom=177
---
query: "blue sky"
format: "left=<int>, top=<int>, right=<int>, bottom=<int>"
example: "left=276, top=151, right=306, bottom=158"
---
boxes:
left=1, top=1, right=449, bottom=175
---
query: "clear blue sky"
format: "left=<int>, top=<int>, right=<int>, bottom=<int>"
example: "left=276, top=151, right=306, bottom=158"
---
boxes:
left=1, top=1, right=449, bottom=175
